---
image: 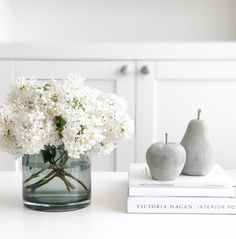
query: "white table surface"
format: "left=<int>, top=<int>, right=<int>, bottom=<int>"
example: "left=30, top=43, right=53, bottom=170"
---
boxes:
left=1, top=171, right=236, bottom=239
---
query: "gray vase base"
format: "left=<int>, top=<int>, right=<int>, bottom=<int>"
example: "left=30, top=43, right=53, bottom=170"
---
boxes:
left=23, top=199, right=90, bottom=212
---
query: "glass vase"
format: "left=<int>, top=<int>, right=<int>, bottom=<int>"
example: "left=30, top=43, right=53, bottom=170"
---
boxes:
left=22, top=145, right=91, bottom=212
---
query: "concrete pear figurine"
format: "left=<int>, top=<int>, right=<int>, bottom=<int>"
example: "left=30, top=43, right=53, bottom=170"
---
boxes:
left=146, top=133, right=186, bottom=181
left=181, top=109, right=216, bottom=176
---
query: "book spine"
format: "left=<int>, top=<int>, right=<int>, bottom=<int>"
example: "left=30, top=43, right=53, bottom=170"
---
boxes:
left=128, top=187, right=235, bottom=197
left=129, top=182, right=232, bottom=188
left=127, top=196, right=236, bottom=214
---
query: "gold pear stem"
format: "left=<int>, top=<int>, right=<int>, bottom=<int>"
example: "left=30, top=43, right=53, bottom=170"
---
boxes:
left=197, top=109, right=201, bottom=120
left=165, top=133, right=168, bottom=145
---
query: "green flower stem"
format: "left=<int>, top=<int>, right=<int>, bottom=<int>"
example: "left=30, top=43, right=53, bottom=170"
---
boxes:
left=23, top=167, right=46, bottom=184
left=23, top=150, right=66, bottom=184
left=58, top=175, right=71, bottom=192
left=57, top=173, right=75, bottom=193
left=25, top=168, right=88, bottom=193
left=64, top=171, right=88, bottom=192
left=26, top=170, right=57, bottom=192
left=24, top=146, right=88, bottom=193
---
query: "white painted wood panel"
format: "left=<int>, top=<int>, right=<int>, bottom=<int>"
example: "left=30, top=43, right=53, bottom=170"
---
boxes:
left=14, top=61, right=119, bottom=79
left=1, top=53, right=236, bottom=171
left=2, top=43, right=236, bottom=60
left=156, top=61, right=236, bottom=80
left=153, top=60, right=236, bottom=169
left=136, top=61, right=157, bottom=164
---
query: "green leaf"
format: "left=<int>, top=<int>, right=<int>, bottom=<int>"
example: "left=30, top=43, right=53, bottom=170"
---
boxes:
left=20, top=85, right=26, bottom=91
left=4, top=129, right=11, bottom=137
left=51, top=94, right=58, bottom=103
left=54, top=115, right=67, bottom=139
left=43, top=83, right=51, bottom=91
left=77, top=124, right=85, bottom=135
left=74, top=125, right=86, bottom=142
left=72, top=97, right=83, bottom=109
left=42, top=145, right=56, bottom=164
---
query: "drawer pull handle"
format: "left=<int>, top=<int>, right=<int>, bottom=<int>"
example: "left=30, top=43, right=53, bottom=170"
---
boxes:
left=141, top=65, right=150, bottom=75
left=120, top=65, right=131, bottom=75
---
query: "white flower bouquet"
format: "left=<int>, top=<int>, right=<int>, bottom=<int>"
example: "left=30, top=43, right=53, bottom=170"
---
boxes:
left=0, top=74, right=134, bottom=158
left=0, top=74, right=133, bottom=210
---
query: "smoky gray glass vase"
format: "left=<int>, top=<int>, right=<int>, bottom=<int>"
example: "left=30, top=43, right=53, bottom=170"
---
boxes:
left=22, top=145, right=91, bottom=212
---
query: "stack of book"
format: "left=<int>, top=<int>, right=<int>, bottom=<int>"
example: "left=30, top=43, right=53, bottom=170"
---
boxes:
left=127, top=164, right=236, bottom=214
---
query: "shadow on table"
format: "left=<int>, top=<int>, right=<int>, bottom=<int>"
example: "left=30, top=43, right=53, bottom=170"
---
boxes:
left=92, top=178, right=128, bottom=213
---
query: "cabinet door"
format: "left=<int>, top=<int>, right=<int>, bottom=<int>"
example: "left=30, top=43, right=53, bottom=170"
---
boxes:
left=136, top=60, right=236, bottom=169
left=0, top=61, right=15, bottom=170
left=155, top=60, right=236, bottom=169
left=136, top=61, right=157, bottom=164
left=1, top=60, right=135, bottom=171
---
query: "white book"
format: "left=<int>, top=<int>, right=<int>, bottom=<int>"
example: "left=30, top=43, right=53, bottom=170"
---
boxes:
left=127, top=194, right=236, bottom=214
left=129, top=164, right=233, bottom=189
left=129, top=186, right=235, bottom=197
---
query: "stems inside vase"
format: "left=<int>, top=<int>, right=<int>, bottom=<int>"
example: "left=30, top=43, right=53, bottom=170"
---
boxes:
left=23, top=145, right=89, bottom=193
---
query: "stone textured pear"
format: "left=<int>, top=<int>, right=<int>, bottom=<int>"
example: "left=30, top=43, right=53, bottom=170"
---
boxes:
left=146, top=133, right=186, bottom=181
left=181, top=109, right=216, bottom=176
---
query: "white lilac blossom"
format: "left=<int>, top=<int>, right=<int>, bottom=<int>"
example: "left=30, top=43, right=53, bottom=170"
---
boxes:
left=0, top=74, right=134, bottom=158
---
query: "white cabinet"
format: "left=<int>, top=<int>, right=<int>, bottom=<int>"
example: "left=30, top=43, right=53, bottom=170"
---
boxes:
left=1, top=44, right=236, bottom=171
left=135, top=61, right=157, bottom=164
left=136, top=60, right=236, bottom=169
left=0, top=60, right=136, bottom=171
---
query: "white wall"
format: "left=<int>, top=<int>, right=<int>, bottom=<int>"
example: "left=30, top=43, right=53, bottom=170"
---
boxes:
left=0, top=0, right=12, bottom=42
left=2, top=0, right=236, bottom=42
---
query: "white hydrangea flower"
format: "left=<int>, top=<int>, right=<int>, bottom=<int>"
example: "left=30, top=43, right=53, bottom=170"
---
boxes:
left=0, top=75, right=134, bottom=158
left=0, top=105, right=19, bottom=155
